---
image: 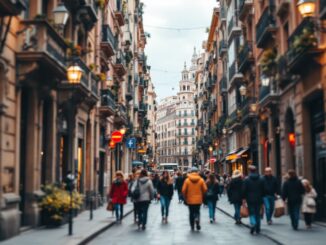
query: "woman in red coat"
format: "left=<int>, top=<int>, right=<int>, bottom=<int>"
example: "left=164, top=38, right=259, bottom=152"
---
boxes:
left=109, top=171, right=128, bottom=223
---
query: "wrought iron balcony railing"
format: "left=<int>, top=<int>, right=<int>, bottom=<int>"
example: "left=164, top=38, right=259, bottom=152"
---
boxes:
left=238, top=41, right=254, bottom=72
left=256, top=6, right=277, bottom=48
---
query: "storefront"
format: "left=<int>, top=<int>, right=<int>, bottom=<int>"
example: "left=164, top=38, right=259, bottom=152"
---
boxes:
left=226, top=147, right=250, bottom=176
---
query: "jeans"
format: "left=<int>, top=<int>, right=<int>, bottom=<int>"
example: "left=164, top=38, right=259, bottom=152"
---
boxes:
left=207, top=200, right=217, bottom=220
left=234, top=202, right=241, bottom=221
left=114, top=204, right=124, bottom=221
left=288, top=202, right=301, bottom=230
left=248, top=204, right=261, bottom=232
left=133, top=202, right=138, bottom=222
left=160, top=195, right=171, bottom=217
left=263, top=195, right=275, bottom=222
left=138, top=201, right=150, bottom=226
left=188, top=205, right=201, bottom=228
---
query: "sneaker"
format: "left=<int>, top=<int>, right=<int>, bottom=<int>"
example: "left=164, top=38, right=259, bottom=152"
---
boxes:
left=267, top=220, right=272, bottom=225
left=196, top=224, right=201, bottom=230
left=210, top=219, right=213, bottom=224
left=250, top=227, right=255, bottom=235
left=142, top=225, right=146, bottom=230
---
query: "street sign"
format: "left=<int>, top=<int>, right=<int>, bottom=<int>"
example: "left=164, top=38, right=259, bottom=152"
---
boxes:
left=126, top=138, right=136, bottom=149
left=111, top=131, right=123, bottom=143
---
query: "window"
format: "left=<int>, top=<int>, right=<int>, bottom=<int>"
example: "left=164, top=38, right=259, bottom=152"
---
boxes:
left=187, top=86, right=190, bottom=91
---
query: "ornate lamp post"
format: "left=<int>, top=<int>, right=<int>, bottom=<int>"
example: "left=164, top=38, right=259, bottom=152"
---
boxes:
left=52, top=3, right=69, bottom=35
left=297, top=0, right=316, bottom=18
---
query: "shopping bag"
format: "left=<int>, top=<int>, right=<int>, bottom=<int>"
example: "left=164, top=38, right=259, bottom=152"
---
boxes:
left=240, top=203, right=249, bottom=218
left=274, top=198, right=285, bottom=218
left=106, top=201, right=114, bottom=211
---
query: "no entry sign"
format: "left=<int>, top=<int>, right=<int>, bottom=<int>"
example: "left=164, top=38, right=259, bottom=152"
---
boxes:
left=111, top=131, right=123, bottom=143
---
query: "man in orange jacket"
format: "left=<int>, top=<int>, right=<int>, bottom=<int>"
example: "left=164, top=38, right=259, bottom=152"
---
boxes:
left=182, top=167, right=207, bottom=231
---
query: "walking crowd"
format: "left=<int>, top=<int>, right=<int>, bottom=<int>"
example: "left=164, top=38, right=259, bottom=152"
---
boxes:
left=107, top=165, right=318, bottom=234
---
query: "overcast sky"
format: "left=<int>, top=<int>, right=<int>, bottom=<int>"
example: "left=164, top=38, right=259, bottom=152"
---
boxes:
left=142, top=0, right=217, bottom=101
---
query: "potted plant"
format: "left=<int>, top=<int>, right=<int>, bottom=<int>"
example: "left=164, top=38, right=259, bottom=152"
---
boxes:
left=260, top=48, right=277, bottom=76
left=38, top=184, right=83, bottom=227
left=291, top=27, right=317, bottom=54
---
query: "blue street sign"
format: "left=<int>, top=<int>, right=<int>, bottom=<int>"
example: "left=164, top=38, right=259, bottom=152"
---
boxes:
left=126, top=138, right=136, bottom=149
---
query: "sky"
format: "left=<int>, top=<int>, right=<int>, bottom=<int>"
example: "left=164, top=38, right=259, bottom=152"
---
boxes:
left=142, top=0, right=217, bottom=101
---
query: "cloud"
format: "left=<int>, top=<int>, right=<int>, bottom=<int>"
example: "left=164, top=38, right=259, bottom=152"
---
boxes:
left=142, top=0, right=217, bottom=99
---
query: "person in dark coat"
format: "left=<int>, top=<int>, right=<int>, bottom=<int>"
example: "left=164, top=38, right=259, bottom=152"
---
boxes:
left=282, top=169, right=305, bottom=230
left=175, top=171, right=185, bottom=203
left=242, top=165, right=265, bottom=234
left=205, top=173, right=220, bottom=223
left=227, top=170, right=243, bottom=224
left=152, top=173, right=160, bottom=203
left=262, top=167, right=279, bottom=225
left=157, top=171, right=174, bottom=223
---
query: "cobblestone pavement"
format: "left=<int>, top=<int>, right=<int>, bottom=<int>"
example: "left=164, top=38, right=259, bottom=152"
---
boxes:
left=89, top=196, right=276, bottom=245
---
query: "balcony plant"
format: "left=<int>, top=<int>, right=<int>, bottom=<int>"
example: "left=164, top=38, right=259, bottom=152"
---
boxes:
left=38, top=184, right=83, bottom=227
left=260, top=48, right=277, bottom=76
left=96, top=0, right=107, bottom=9
left=291, top=27, right=317, bottom=55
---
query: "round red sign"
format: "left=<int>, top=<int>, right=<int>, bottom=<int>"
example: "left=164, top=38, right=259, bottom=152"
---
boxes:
left=111, top=131, right=123, bottom=143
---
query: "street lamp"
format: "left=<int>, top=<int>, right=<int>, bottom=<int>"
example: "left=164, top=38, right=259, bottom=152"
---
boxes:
left=297, top=0, right=316, bottom=18
left=222, top=127, right=227, bottom=135
left=53, top=3, right=69, bottom=26
left=261, top=75, right=270, bottom=87
left=239, top=85, right=247, bottom=96
left=67, top=65, right=83, bottom=84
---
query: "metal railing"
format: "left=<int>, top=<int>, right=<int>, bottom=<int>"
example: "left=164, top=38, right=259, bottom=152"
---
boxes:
left=102, top=25, right=117, bottom=49
left=256, top=7, right=276, bottom=45
left=101, top=89, right=116, bottom=109
left=238, top=41, right=253, bottom=71
left=219, top=75, right=227, bottom=93
left=228, top=61, right=237, bottom=81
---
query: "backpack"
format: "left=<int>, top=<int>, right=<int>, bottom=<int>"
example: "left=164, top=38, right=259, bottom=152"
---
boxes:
left=131, top=180, right=141, bottom=200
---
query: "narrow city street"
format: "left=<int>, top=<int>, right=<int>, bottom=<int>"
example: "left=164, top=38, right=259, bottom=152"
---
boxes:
left=89, top=196, right=275, bottom=245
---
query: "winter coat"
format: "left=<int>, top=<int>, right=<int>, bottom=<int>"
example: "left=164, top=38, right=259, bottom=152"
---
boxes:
left=227, top=177, right=243, bottom=204
left=157, top=179, right=174, bottom=199
left=109, top=179, right=128, bottom=204
left=205, top=182, right=219, bottom=202
left=242, top=173, right=265, bottom=205
left=182, top=173, right=207, bottom=205
left=131, top=176, right=154, bottom=202
left=263, top=175, right=279, bottom=196
left=302, top=188, right=317, bottom=214
left=282, top=177, right=305, bottom=205
left=175, top=176, right=185, bottom=192
left=152, top=177, right=160, bottom=189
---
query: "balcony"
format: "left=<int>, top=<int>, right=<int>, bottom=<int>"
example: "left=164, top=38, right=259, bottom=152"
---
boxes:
left=78, top=0, right=98, bottom=31
left=277, top=0, right=291, bottom=17
left=227, top=109, right=241, bottom=130
left=115, top=0, right=125, bottom=26
left=101, top=25, right=117, bottom=57
left=286, top=19, right=321, bottom=74
left=113, top=50, right=127, bottom=77
left=219, top=7, right=227, bottom=28
left=114, top=103, right=128, bottom=125
left=219, top=40, right=228, bottom=56
left=321, top=0, right=326, bottom=19
left=201, top=101, right=209, bottom=111
left=16, top=20, right=67, bottom=80
left=239, top=0, right=253, bottom=21
left=238, top=41, right=254, bottom=72
left=100, top=89, right=116, bottom=117
left=197, top=119, right=203, bottom=127
left=228, top=61, right=243, bottom=89
left=219, top=76, right=227, bottom=94
left=259, top=82, right=279, bottom=108
left=256, top=7, right=277, bottom=48
left=126, top=82, right=133, bottom=101
left=276, top=55, right=292, bottom=88
left=239, top=97, right=257, bottom=124
left=138, top=102, right=147, bottom=115
left=0, top=0, right=26, bottom=16
left=228, top=17, right=241, bottom=42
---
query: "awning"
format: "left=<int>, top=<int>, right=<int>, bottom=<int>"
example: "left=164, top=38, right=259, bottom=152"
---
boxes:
left=237, top=147, right=250, bottom=158
left=132, top=161, right=144, bottom=166
left=226, top=147, right=250, bottom=161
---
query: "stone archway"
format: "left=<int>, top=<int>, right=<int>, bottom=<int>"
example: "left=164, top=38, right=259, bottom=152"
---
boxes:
left=284, top=108, right=296, bottom=171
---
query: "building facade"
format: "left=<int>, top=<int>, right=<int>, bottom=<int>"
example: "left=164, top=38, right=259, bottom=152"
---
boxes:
left=195, top=0, right=326, bottom=220
left=0, top=0, right=153, bottom=240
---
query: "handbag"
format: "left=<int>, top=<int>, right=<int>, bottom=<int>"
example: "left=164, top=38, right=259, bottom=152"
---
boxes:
left=131, top=180, right=141, bottom=200
left=240, top=203, right=249, bottom=218
left=274, top=198, right=285, bottom=218
left=106, top=201, right=114, bottom=211
left=307, top=197, right=316, bottom=207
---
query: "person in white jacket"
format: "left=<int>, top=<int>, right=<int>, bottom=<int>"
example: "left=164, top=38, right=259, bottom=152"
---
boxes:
left=301, top=179, right=317, bottom=229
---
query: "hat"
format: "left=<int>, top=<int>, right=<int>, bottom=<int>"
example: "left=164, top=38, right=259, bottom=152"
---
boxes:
left=190, top=167, right=199, bottom=173
left=232, top=170, right=242, bottom=179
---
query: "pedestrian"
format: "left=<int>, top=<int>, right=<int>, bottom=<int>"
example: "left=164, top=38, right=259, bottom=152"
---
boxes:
left=301, top=179, right=317, bottom=229
left=175, top=171, right=185, bottom=203
left=182, top=167, right=207, bottom=231
left=242, top=165, right=265, bottom=235
left=262, top=167, right=279, bottom=225
left=218, top=175, right=225, bottom=197
left=205, top=173, right=219, bottom=223
left=227, top=170, right=243, bottom=224
left=131, top=169, right=154, bottom=230
left=282, top=169, right=305, bottom=230
left=109, top=171, right=128, bottom=223
left=157, top=171, right=174, bottom=223
left=152, top=173, right=160, bottom=203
